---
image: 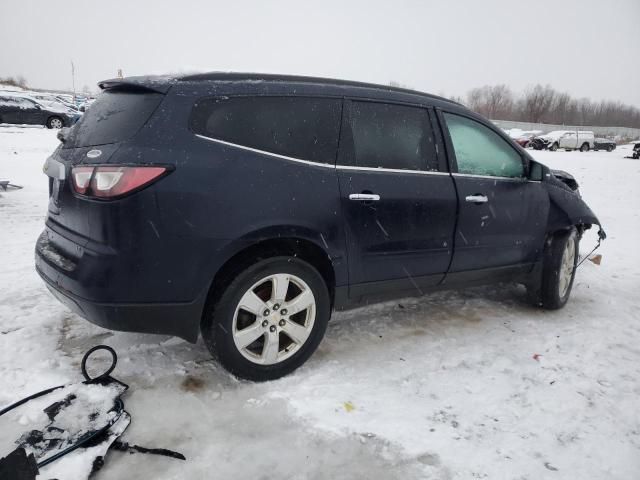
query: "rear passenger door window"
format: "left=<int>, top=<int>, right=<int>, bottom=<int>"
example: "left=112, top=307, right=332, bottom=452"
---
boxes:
left=191, top=96, right=342, bottom=164
left=344, top=101, right=438, bottom=171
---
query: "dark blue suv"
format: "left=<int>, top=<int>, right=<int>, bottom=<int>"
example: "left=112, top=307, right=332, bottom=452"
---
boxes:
left=36, top=73, right=603, bottom=380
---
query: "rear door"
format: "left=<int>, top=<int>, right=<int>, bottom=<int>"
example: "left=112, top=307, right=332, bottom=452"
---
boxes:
left=438, top=111, right=548, bottom=276
left=0, top=97, right=15, bottom=123
left=337, top=99, right=457, bottom=296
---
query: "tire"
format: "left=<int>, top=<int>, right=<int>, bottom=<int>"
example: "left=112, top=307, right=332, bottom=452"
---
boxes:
left=580, top=143, right=589, bottom=152
left=537, top=228, right=579, bottom=310
left=550, top=142, right=559, bottom=151
left=47, top=116, right=64, bottom=129
left=202, top=256, right=331, bottom=381
left=607, top=145, right=614, bottom=152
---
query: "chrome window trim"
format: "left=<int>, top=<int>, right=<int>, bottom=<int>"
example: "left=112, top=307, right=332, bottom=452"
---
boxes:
left=196, top=134, right=451, bottom=176
left=194, top=134, right=335, bottom=169
left=336, top=165, right=449, bottom=176
left=452, top=172, right=526, bottom=181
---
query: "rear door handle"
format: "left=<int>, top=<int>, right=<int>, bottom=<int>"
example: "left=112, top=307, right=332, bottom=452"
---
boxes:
left=465, top=194, right=488, bottom=204
left=349, top=193, right=381, bottom=201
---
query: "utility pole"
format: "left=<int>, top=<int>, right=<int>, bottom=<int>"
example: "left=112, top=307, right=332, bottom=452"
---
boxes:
left=71, top=60, right=76, bottom=102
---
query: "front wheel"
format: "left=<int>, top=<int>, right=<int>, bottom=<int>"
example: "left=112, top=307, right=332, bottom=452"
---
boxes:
left=607, top=145, right=614, bottom=152
left=202, top=257, right=331, bottom=381
left=536, top=228, right=579, bottom=310
left=550, top=142, right=559, bottom=151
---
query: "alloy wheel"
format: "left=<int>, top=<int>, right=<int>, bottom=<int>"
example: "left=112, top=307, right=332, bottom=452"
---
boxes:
left=232, top=273, right=316, bottom=365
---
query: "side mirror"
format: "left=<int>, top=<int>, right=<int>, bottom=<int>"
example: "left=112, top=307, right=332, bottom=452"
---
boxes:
left=528, top=159, right=544, bottom=181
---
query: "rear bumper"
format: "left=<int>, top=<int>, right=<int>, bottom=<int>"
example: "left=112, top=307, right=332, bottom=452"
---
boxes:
left=35, top=230, right=204, bottom=342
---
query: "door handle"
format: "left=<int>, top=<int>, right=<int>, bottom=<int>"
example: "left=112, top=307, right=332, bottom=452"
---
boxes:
left=349, top=193, right=381, bottom=201
left=465, top=194, right=488, bottom=204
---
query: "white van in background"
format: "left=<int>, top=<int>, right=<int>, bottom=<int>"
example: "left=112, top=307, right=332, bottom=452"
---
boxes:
left=532, top=130, right=595, bottom=151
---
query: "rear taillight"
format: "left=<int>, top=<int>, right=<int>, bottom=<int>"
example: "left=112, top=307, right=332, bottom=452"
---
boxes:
left=71, top=166, right=168, bottom=199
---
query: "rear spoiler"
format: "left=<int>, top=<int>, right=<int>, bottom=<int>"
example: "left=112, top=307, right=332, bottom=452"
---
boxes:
left=98, top=76, right=174, bottom=94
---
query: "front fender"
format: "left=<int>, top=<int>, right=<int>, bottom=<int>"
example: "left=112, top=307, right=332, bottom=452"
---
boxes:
left=545, top=180, right=602, bottom=234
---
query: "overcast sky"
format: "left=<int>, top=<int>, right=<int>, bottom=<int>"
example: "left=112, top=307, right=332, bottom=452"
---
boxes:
left=2, top=0, right=639, bottom=105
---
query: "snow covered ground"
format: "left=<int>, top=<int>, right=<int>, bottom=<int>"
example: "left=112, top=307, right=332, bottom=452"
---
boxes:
left=1, top=126, right=639, bottom=479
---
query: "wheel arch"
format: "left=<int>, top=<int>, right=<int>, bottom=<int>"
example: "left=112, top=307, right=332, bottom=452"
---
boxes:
left=200, top=231, right=339, bottom=332
left=543, top=184, right=602, bottom=252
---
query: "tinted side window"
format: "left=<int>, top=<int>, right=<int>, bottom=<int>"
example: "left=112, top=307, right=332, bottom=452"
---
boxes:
left=346, top=101, right=437, bottom=171
left=443, top=113, right=523, bottom=178
left=191, top=96, right=341, bottom=164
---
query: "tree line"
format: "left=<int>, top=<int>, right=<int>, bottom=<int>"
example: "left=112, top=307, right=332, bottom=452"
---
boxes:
left=458, top=84, right=640, bottom=129
left=0, top=76, right=28, bottom=89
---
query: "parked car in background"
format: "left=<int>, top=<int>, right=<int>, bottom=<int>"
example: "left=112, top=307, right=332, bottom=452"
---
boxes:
left=36, top=73, right=604, bottom=381
left=531, top=130, right=594, bottom=151
left=27, top=92, right=81, bottom=112
left=514, top=131, right=543, bottom=148
left=593, top=138, right=616, bottom=152
left=0, top=94, right=80, bottom=128
left=632, top=141, right=640, bottom=159
left=530, top=130, right=568, bottom=150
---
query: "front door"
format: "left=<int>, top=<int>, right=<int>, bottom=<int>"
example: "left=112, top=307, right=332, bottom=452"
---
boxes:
left=438, top=111, right=549, bottom=275
left=0, top=97, right=23, bottom=124
left=337, top=100, right=457, bottom=296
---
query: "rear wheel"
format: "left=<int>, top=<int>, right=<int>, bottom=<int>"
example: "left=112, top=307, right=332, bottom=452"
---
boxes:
left=607, top=145, right=614, bottom=152
left=536, top=228, right=579, bottom=310
left=550, top=142, right=559, bottom=151
left=202, top=257, right=330, bottom=381
left=580, top=143, right=589, bottom=152
left=47, top=116, right=63, bottom=129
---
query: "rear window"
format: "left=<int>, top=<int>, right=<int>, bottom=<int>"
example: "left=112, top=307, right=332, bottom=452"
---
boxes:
left=190, top=96, right=342, bottom=164
left=63, top=90, right=163, bottom=148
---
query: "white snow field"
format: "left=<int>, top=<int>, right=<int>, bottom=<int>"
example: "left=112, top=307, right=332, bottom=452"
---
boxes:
left=1, top=126, right=639, bottom=479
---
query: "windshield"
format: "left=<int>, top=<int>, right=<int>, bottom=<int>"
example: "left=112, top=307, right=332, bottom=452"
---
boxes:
left=62, top=90, right=163, bottom=148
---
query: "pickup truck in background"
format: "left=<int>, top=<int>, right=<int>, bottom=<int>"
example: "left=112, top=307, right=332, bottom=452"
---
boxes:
left=531, top=130, right=595, bottom=152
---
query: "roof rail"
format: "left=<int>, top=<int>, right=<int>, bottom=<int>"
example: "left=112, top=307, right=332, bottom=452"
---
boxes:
left=178, top=72, right=460, bottom=105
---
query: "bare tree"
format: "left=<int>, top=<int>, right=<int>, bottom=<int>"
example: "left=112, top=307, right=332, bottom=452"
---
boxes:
left=15, top=75, right=27, bottom=88
left=521, top=84, right=556, bottom=123
left=0, top=76, right=28, bottom=89
left=466, top=85, right=513, bottom=119
left=464, top=83, right=640, bottom=128
left=549, top=92, right=572, bottom=124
